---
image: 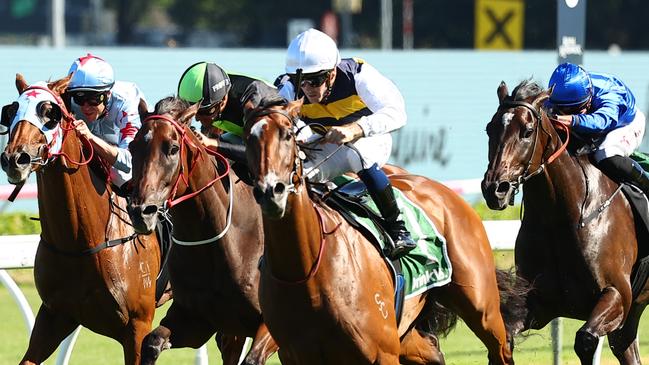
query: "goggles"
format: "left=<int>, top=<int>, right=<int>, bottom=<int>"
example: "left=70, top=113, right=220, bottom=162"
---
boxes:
left=71, top=91, right=107, bottom=106
left=290, top=71, right=331, bottom=88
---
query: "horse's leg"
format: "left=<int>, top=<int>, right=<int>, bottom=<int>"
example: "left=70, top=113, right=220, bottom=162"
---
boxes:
left=437, top=284, right=513, bottom=365
left=607, top=303, right=645, bottom=365
left=122, top=316, right=154, bottom=365
left=19, top=305, right=78, bottom=365
left=141, top=304, right=214, bottom=365
left=399, top=328, right=445, bottom=365
left=574, top=286, right=627, bottom=365
left=215, top=333, right=246, bottom=365
left=241, top=323, right=279, bottom=365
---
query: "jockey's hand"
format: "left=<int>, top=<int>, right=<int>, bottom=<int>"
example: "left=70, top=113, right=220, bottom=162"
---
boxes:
left=550, top=114, right=573, bottom=128
left=322, top=123, right=364, bottom=145
left=73, top=119, right=94, bottom=140
left=192, top=129, right=219, bottom=149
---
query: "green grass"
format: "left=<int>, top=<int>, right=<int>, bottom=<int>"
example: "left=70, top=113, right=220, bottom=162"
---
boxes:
left=3, top=262, right=648, bottom=364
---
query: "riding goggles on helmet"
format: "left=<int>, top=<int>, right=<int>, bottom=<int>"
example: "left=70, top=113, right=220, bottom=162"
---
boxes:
left=290, top=70, right=331, bottom=88
left=71, top=90, right=107, bottom=106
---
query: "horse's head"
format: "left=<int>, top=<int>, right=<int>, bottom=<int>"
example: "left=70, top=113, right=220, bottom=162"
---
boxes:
left=127, top=97, right=199, bottom=234
left=244, top=98, right=303, bottom=219
left=481, top=80, right=556, bottom=210
left=1, top=74, right=71, bottom=184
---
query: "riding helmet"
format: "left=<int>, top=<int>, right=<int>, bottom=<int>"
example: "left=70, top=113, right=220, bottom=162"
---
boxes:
left=548, top=62, right=593, bottom=107
left=67, top=54, right=115, bottom=92
left=177, top=62, right=232, bottom=108
left=285, top=28, right=341, bottom=75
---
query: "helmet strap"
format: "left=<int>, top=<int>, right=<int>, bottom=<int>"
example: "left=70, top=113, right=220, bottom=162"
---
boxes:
left=293, top=68, right=303, bottom=101
left=321, top=72, right=334, bottom=103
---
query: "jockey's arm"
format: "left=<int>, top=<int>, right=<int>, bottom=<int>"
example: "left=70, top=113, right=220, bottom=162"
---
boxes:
left=353, top=63, right=407, bottom=137
left=73, top=119, right=119, bottom=165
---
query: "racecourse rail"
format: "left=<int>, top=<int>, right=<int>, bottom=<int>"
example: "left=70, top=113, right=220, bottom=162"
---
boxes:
left=0, top=181, right=609, bottom=365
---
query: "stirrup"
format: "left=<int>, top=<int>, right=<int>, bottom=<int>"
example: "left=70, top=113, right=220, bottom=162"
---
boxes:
left=386, top=233, right=417, bottom=259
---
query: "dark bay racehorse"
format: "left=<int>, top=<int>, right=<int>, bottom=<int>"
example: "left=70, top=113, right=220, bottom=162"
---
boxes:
left=243, top=99, right=526, bottom=365
left=1, top=75, right=162, bottom=365
left=482, top=80, right=649, bottom=364
left=127, top=97, right=277, bottom=365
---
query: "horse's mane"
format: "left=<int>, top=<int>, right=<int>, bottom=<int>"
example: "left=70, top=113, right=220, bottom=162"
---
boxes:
left=510, top=78, right=545, bottom=101
left=154, top=96, right=190, bottom=115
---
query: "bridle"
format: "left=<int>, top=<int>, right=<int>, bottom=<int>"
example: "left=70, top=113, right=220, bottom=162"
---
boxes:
left=140, top=114, right=230, bottom=209
left=497, top=99, right=570, bottom=202
left=244, top=107, right=305, bottom=194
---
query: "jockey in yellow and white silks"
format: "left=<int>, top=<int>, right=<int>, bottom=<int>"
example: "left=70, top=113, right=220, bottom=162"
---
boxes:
left=276, top=28, right=416, bottom=259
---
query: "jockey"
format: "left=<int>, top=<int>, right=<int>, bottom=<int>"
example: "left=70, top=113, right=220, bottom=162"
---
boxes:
left=276, top=28, right=416, bottom=259
left=548, top=62, right=649, bottom=195
left=177, top=61, right=283, bottom=179
left=67, top=53, right=146, bottom=190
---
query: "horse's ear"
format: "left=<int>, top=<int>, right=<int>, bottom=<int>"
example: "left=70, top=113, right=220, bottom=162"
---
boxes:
left=177, top=102, right=199, bottom=126
left=138, top=98, right=150, bottom=120
left=497, top=81, right=509, bottom=104
left=48, top=74, right=72, bottom=96
left=533, top=86, right=552, bottom=109
left=287, top=98, right=303, bottom=119
left=16, top=73, right=29, bottom=94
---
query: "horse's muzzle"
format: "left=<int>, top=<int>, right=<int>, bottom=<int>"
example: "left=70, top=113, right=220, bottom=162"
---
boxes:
left=253, top=182, right=288, bottom=219
left=481, top=179, right=515, bottom=211
left=1, top=151, right=33, bottom=184
left=127, top=203, right=159, bottom=234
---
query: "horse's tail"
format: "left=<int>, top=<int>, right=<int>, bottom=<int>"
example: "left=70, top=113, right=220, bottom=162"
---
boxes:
left=495, top=268, right=532, bottom=339
left=415, top=300, right=459, bottom=338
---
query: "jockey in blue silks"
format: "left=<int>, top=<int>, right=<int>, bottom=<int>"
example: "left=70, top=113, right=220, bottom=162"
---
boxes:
left=548, top=62, right=648, bottom=195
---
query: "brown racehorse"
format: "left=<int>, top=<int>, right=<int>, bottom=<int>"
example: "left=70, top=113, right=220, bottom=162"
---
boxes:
left=127, top=97, right=278, bottom=365
left=1, top=75, right=162, bottom=365
left=242, top=98, right=526, bottom=365
left=481, top=80, right=649, bottom=364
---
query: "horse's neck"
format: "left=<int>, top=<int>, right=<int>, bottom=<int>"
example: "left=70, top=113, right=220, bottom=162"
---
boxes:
left=523, top=151, right=599, bottom=220
left=170, top=152, right=230, bottom=240
left=38, top=136, right=111, bottom=244
left=263, top=188, right=324, bottom=281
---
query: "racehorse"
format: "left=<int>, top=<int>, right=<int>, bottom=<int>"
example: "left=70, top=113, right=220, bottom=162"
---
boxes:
left=1, top=74, right=163, bottom=365
left=481, top=79, right=649, bottom=364
left=127, top=96, right=277, bottom=365
left=242, top=98, right=526, bottom=365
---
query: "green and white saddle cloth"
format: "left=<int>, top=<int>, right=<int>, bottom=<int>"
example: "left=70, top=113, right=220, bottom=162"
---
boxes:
left=328, top=176, right=452, bottom=299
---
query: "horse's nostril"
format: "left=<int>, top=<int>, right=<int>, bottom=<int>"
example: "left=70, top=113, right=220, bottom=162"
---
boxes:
left=496, top=181, right=511, bottom=194
left=0, top=153, right=8, bottom=169
left=273, top=183, right=286, bottom=195
left=142, top=205, right=158, bottom=216
left=16, top=152, right=31, bottom=166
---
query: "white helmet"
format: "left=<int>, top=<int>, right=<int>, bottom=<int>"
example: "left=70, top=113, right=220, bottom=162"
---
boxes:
left=285, top=28, right=340, bottom=74
left=67, top=54, right=115, bottom=92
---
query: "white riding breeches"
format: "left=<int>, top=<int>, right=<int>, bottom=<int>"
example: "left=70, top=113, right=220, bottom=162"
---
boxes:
left=303, top=133, right=393, bottom=183
left=593, top=110, right=646, bottom=162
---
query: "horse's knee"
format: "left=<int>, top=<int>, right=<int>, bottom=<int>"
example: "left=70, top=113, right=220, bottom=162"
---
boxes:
left=574, top=328, right=600, bottom=361
left=141, top=328, right=171, bottom=365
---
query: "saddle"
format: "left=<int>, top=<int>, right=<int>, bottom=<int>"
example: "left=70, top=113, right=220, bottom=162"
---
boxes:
left=309, top=175, right=453, bottom=325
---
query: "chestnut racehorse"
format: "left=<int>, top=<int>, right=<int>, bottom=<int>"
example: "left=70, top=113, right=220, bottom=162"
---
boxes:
left=482, top=80, right=649, bottom=364
left=243, top=98, right=526, bottom=365
left=1, top=75, right=162, bottom=365
left=127, top=97, right=277, bottom=365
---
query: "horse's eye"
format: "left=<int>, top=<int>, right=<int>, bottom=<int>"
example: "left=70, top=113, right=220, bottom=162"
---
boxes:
left=168, top=143, right=180, bottom=156
left=522, top=127, right=534, bottom=139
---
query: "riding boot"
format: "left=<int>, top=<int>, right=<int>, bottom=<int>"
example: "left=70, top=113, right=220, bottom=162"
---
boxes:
left=597, top=155, right=649, bottom=196
left=358, top=164, right=417, bottom=259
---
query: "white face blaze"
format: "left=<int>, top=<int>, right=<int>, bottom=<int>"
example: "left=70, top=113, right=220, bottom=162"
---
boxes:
left=250, top=118, right=268, bottom=139
left=501, top=112, right=514, bottom=127
left=143, top=129, right=153, bottom=143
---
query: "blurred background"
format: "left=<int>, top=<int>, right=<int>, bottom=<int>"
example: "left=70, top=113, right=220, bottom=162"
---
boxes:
left=0, top=0, right=648, bottom=208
